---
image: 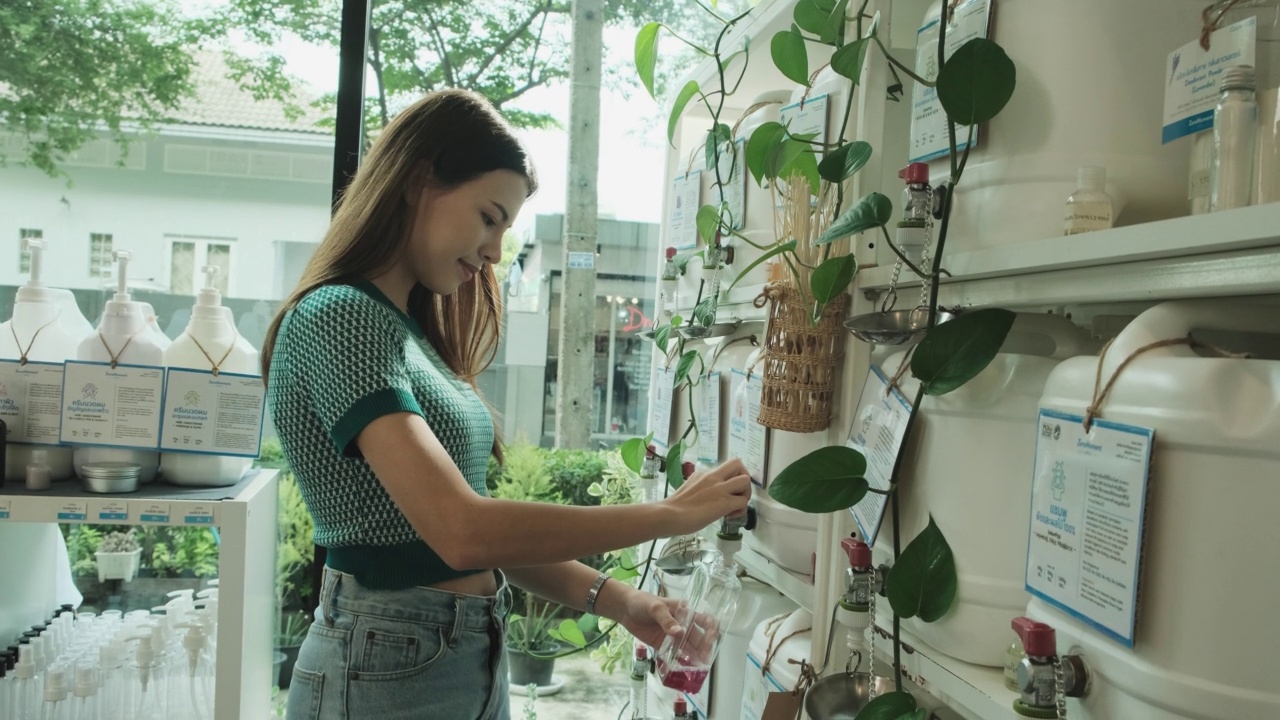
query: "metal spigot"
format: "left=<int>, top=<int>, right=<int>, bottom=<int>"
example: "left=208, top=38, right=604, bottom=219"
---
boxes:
left=719, top=505, right=757, bottom=540
left=840, top=538, right=874, bottom=611
left=1011, top=617, right=1090, bottom=718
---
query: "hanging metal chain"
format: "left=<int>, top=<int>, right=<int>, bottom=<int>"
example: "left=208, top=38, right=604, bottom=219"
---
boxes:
left=880, top=259, right=903, bottom=313
left=1053, top=655, right=1068, bottom=719
left=867, top=589, right=877, bottom=700
left=917, top=219, right=934, bottom=309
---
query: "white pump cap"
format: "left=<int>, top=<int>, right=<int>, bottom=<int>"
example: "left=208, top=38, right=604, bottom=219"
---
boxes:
left=99, top=637, right=127, bottom=670
left=197, top=265, right=223, bottom=308
left=112, top=250, right=132, bottom=302
left=43, top=663, right=70, bottom=702
left=15, top=643, right=38, bottom=679
left=74, top=663, right=99, bottom=698
left=23, top=237, right=45, bottom=287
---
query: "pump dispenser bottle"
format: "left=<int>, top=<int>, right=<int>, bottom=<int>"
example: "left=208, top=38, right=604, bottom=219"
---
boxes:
left=73, top=251, right=165, bottom=484
left=160, top=266, right=259, bottom=487
left=0, top=239, right=90, bottom=482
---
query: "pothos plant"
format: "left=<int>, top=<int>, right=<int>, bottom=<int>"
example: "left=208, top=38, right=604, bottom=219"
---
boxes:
left=632, top=0, right=1020, bottom=713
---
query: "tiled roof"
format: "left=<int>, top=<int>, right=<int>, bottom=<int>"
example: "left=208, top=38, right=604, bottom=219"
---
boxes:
left=166, top=50, right=333, bottom=135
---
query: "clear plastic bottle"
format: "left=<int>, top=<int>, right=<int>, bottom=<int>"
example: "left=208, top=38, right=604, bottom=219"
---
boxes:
left=659, top=247, right=680, bottom=319
left=629, top=645, right=650, bottom=719
left=1063, top=166, right=1115, bottom=235
left=655, top=551, right=741, bottom=695
left=1211, top=65, right=1259, bottom=211
left=98, top=638, right=128, bottom=720
left=40, top=663, right=69, bottom=720
left=70, top=663, right=99, bottom=720
left=13, top=644, right=43, bottom=720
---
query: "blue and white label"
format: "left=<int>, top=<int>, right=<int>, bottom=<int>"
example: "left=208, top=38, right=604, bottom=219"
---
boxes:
left=727, top=369, right=767, bottom=487
left=160, top=368, right=265, bottom=457
left=184, top=504, right=216, bottom=525
left=138, top=502, right=171, bottom=524
left=0, top=499, right=11, bottom=520
left=60, top=361, right=165, bottom=450
left=94, top=500, right=129, bottom=522
left=1026, top=409, right=1153, bottom=647
left=1162, top=18, right=1256, bottom=144
left=695, top=372, right=722, bottom=466
left=57, top=500, right=88, bottom=521
left=848, top=365, right=914, bottom=545
left=909, top=0, right=991, bottom=163
left=667, top=171, right=702, bottom=251
left=0, top=359, right=66, bottom=445
left=648, top=366, right=676, bottom=449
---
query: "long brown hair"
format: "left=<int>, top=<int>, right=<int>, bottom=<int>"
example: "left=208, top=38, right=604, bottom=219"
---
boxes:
left=262, top=89, right=537, bottom=454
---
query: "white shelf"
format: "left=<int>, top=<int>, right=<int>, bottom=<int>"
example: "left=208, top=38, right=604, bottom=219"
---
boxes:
left=872, top=624, right=1020, bottom=720
left=858, top=204, right=1280, bottom=307
left=0, top=469, right=269, bottom=526
left=735, top=543, right=814, bottom=612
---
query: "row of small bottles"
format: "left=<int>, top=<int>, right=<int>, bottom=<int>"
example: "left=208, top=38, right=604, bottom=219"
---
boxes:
left=0, top=584, right=219, bottom=720
left=0, top=239, right=258, bottom=489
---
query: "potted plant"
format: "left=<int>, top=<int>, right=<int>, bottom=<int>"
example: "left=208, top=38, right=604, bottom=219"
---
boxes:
left=274, top=608, right=311, bottom=689
left=95, top=528, right=142, bottom=583
left=274, top=469, right=315, bottom=689
left=506, top=589, right=568, bottom=688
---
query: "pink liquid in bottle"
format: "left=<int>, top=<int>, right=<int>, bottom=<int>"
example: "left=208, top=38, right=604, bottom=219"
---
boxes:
left=657, top=656, right=710, bottom=693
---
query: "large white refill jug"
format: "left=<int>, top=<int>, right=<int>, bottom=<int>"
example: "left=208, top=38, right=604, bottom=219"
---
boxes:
left=1027, top=300, right=1280, bottom=719
left=0, top=239, right=91, bottom=482
left=870, top=313, right=1092, bottom=667
left=73, top=251, right=166, bottom=483
left=161, top=266, right=258, bottom=487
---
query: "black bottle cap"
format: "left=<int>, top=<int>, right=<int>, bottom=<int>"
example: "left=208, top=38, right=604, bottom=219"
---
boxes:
left=7, top=645, right=19, bottom=657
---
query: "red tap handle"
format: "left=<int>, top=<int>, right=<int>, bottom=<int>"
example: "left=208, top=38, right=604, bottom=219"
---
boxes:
left=840, top=538, right=871, bottom=570
left=899, top=162, right=929, bottom=185
left=1012, top=617, right=1056, bottom=657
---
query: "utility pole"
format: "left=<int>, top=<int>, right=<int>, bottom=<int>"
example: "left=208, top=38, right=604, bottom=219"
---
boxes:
left=555, top=0, right=603, bottom=450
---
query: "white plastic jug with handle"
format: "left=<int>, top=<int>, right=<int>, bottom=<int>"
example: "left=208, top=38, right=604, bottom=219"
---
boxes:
left=0, top=239, right=90, bottom=482
left=1027, top=299, right=1280, bottom=719
left=73, top=251, right=166, bottom=484
left=160, top=266, right=258, bottom=487
left=870, top=312, right=1094, bottom=667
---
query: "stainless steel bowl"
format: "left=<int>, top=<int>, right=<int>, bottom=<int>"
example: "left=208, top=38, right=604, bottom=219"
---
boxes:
left=804, top=672, right=899, bottom=720
left=681, top=319, right=743, bottom=339
left=844, top=307, right=956, bottom=345
left=81, top=462, right=142, bottom=494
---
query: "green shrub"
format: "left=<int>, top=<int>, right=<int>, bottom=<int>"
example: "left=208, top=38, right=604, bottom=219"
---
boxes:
left=545, top=449, right=608, bottom=508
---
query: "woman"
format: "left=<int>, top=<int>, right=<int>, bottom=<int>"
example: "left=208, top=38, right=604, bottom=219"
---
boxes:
left=263, top=88, right=751, bottom=719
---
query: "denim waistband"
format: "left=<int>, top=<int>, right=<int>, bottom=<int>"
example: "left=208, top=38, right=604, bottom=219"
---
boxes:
left=319, top=567, right=512, bottom=633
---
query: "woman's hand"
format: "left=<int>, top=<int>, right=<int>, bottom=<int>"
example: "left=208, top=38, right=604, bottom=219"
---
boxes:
left=617, top=587, right=720, bottom=665
left=661, top=458, right=752, bottom=536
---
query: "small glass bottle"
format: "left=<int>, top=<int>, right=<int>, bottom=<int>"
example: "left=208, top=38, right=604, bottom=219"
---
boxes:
left=1211, top=64, right=1259, bottom=211
left=1063, top=166, right=1114, bottom=235
left=655, top=550, right=741, bottom=695
left=629, top=646, right=650, bottom=719
left=659, top=247, right=679, bottom=318
left=1003, top=637, right=1024, bottom=691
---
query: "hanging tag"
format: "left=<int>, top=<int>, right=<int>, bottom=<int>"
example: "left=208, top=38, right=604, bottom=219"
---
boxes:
left=727, top=368, right=767, bottom=487
left=668, top=171, right=702, bottom=251
left=649, top=366, right=677, bottom=448
left=695, top=372, right=722, bottom=466
left=1162, top=17, right=1256, bottom=143
left=761, top=691, right=803, bottom=720
left=718, top=139, right=748, bottom=231
left=1025, top=408, right=1153, bottom=647
left=909, top=0, right=992, bottom=162
left=848, top=364, right=914, bottom=545
left=60, top=361, right=165, bottom=449
left=159, top=368, right=266, bottom=457
left=0, top=359, right=66, bottom=445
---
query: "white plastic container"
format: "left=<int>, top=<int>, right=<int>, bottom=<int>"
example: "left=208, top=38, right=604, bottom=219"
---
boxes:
left=871, top=313, right=1092, bottom=667
left=1027, top=299, right=1280, bottom=719
left=741, top=609, right=812, bottom=720
left=0, top=239, right=90, bottom=482
left=749, top=424, right=824, bottom=577
left=919, top=0, right=1205, bottom=248
left=786, top=66, right=855, bottom=149
left=73, top=251, right=165, bottom=484
left=160, top=266, right=258, bottom=487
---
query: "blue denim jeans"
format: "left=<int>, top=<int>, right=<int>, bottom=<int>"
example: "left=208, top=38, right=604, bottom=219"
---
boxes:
left=286, top=568, right=513, bottom=720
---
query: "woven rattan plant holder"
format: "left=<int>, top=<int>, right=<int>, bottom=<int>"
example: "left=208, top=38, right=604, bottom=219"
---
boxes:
left=752, top=283, right=850, bottom=433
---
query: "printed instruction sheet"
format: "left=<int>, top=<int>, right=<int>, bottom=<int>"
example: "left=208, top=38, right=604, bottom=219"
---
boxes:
left=160, top=368, right=266, bottom=457
left=60, top=361, right=165, bottom=449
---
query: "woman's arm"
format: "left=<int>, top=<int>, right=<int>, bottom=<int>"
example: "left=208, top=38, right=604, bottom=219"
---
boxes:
left=357, top=412, right=751, bottom=570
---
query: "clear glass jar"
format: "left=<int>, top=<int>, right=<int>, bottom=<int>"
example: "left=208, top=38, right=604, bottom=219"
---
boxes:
left=1211, top=65, right=1259, bottom=211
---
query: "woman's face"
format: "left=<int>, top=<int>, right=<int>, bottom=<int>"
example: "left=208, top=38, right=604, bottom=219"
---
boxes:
left=404, top=168, right=527, bottom=295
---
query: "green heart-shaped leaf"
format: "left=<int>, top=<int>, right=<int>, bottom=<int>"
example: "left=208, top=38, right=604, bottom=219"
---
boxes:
left=550, top=618, right=587, bottom=648
left=705, top=122, right=731, bottom=171
left=910, top=308, right=1016, bottom=395
left=746, top=121, right=787, bottom=186
left=666, top=441, right=685, bottom=489
left=620, top=437, right=647, bottom=474
left=936, top=38, right=1016, bottom=126
left=726, top=239, right=798, bottom=291
left=635, top=23, right=661, bottom=99
left=822, top=0, right=849, bottom=45
left=792, top=0, right=826, bottom=37
left=886, top=516, right=958, bottom=622
left=816, top=192, right=892, bottom=246
left=654, top=324, right=672, bottom=353
left=818, top=140, right=872, bottom=184
left=674, top=349, right=699, bottom=386
left=811, top=255, right=857, bottom=305
left=771, top=29, right=809, bottom=86
left=776, top=136, right=820, bottom=196
left=668, top=80, right=701, bottom=145
left=831, top=36, right=872, bottom=82
left=692, top=297, right=717, bottom=328
left=696, top=204, right=721, bottom=245
left=768, top=446, right=868, bottom=513
left=852, top=691, right=917, bottom=720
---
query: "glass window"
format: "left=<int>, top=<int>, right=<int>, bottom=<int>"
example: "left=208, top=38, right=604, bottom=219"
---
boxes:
left=88, top=233, right=113, bottom=278
left=18, top=228, right=41, bottom=274
left=168, top=236, right=233, bottom=296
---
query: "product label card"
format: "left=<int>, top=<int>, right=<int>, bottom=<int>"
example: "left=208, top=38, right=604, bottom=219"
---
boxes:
left=60, top=361, right=165, bottom=450
left=159, top=368, right=265, bottom=457
left=909, top=0, right=991, bottom=162
left=717, top=139, right=748, bottom=231
left=183, top=503, right=217, bottom=525
left=0, top=359, right=66, bottom=445
left=695, top=372, right=723, bottom=465
left=649, top=366, right=677, bottom=449
left=727, top=368, right=767, bottom=486
left=741, top=651, right=794, bottom=720
left=93, top=500, right=130, bottom=522
left=668, top=171, right=703, bottom=251
left=849, top=365, right=914, bottom=544
left=138, top=502, right=171, bottom=524
left=1026, top=409, right=1153, bottom=647
left=566, top=251, right=595, bottom=269
left=1163, top=17, right=1256, bottom=143
left=780, top=93, right=830, bottom=156
left=0, top=499, right=11, bottom=520
left=57, top=500, right=88, bottom=522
